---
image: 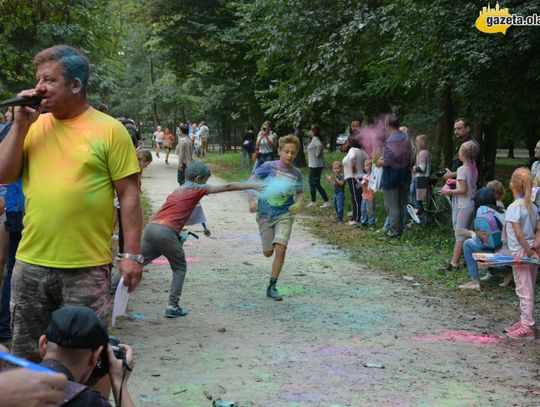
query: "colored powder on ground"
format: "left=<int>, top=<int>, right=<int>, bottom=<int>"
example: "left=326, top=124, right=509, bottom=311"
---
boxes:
left=415, top=331, right=502, bottom=344
left=124, top=312, right=145, bottom=320
left=151, top=256, right=198, bottom=265
left=255, top=177, right=296, bottom=200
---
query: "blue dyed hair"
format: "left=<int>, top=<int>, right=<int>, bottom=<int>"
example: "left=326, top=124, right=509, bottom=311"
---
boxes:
left=33, top=45, right=90, bottom=88
left=185, top=161, right=211, bottom=181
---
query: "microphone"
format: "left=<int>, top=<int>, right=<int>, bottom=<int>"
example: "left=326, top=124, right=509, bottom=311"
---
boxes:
left=0, top=95, right=43, bottom=108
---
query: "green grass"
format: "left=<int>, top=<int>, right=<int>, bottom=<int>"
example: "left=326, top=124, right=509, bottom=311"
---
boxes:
left=203, top=150, right=530, bottom=305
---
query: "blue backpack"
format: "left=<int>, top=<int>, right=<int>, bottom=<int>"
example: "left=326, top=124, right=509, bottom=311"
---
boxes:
left=473, top=206, right=503, bottom=250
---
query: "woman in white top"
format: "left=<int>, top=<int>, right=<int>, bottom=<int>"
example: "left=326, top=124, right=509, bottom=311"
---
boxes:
left=307, top=124, right=330, bottom=208
left=342, top=136, right=369, bottom=225
left=254, top=121, right=277, bottom=170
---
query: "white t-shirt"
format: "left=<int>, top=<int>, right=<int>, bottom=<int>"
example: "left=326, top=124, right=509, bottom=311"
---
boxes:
left=199, top=125, right=209, bottom=139
left=256, top=131, right=277, bottom=155
left=154, top=131, right=164, bottom=143
left=342, top=147, right=368, bottom=180
left=505, top=198, right=539, bottom=254
left=456, top=164, right=477, bottom=209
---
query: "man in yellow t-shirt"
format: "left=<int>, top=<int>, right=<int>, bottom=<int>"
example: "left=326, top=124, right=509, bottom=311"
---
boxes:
left=0, top=45, right=143, bottom=359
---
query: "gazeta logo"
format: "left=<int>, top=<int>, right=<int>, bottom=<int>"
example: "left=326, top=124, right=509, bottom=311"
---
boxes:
left=476, top=2, right=511, bottom=34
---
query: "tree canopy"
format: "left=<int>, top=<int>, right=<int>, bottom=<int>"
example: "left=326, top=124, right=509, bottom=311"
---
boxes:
left=1, top=0, right=539, bottom=171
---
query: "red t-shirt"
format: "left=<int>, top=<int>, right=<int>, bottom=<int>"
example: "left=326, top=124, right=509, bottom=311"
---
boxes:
left=151, top=183, right=210, bottom=232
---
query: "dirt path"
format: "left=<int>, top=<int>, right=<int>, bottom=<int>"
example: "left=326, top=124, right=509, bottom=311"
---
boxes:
left=117, top=153, right=540, bottom=407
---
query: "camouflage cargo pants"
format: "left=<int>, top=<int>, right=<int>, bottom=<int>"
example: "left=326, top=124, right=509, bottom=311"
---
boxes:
left=10, top=261, right=111, bottom=359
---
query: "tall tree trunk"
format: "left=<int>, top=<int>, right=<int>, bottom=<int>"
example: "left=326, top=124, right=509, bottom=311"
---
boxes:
left=507, top=139, right=515, bottom=159
left=180, top=106, right=186, bottom=123
left=482, top=121, right=498, bottom=182
left=436, top=85, right=453, bottom=169
left=294, top=129, right=307, bottom=167
left=526, top=119, right=538, bottom=161
left=149, top=54, right=159, bottom=125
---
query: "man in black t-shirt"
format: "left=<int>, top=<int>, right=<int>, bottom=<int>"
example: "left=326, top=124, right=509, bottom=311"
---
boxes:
left=443, top=118, right=481, bottom=180
left=38, top=306, right=136, bottom=407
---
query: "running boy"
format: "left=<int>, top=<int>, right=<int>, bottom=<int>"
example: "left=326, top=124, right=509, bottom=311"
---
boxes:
left=140, top=161, right=262, bottom=318
left=248, top=135, right=304, bottom=301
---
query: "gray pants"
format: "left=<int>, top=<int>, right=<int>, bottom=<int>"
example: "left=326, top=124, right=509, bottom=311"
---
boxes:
left=141, top=223, right=187, bottom=307
left=383, top=186, right=408, bottom=237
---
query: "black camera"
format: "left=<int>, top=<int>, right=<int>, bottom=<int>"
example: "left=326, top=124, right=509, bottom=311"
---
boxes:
left=109, top=336, right=126, bottom=360
left=91, top=336, right=126, bottom=379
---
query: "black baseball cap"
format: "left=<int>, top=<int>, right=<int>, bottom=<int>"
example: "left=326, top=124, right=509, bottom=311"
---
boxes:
left=46, top=306, right=109, bottom=349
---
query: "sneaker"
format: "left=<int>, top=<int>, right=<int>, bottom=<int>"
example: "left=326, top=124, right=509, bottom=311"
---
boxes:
left=407, top=204, right=421, bottom=224
left=266, top=285, right=283, bottom=301
left=165, top=305, right=188, bottom=318
left=307, top=202, right=317, bottom=208
left=377, top=233, right=400, bottom=242
left=440, top=262, right=460, bottom=271
left=506, top=324, right=535, bottom=340
left=503, top=321, right=522, bottom=333
left=347, top=220, right=359, bottom=225
left=458, top=281, right=480, bottom=291
left=320, top=202, right=331, bottom=208
left=332, top=218, right=343, bottom=223
left=480, top=271, right=496, bottom=282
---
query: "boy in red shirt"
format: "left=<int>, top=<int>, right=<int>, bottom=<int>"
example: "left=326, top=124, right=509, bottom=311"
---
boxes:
left=140, top=161, right=261, bottom=318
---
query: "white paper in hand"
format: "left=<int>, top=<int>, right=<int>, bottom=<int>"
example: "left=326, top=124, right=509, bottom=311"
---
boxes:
left=112, top=277, right=130, bottom=326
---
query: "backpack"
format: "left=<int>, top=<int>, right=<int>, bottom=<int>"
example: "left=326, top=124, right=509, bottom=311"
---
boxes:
left=473, top=206, right=503, bottom=250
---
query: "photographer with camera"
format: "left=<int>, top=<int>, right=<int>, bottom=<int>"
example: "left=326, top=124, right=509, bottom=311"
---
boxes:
left=38, top=306, right=136, bottom=407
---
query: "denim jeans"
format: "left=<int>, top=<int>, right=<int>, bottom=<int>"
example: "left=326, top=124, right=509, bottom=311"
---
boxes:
left=463, top=238, right=484, bottom=281
left=361, top=198, right=376, bottom=225
left=0, top=228, right=22, bottom=338
left=241, top=148, right=252, bottom=168
left=254, top=153, right=273, bottom=170
left=334, top=190, right=344, bottom=221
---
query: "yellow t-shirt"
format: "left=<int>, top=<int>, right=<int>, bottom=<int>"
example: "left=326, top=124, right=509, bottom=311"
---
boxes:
left=16, top=107, right=140, bottom=268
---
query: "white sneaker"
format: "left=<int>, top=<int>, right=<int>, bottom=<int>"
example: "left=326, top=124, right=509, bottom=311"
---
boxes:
left=458, top=281, right=480, bottom=291
left=407, top=204, right=421, bottom=224
left=320, top=202, right=331, bottom=208
left=307, top=202, right=317, bottom=208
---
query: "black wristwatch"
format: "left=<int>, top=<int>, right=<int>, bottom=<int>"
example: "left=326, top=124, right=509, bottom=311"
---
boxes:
left=118, top=253, right=144, bottom=264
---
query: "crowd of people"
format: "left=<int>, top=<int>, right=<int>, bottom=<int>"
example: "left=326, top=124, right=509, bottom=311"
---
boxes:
left=0, top=43, right=538, bottom=406
left=296, top=114, right=539, bottom=340
left=152, top=120, right=209, bottom=162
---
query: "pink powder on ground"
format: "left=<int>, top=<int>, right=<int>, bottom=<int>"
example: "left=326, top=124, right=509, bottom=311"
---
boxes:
left=415, top=331, right=502, bottom=345
left=151, top=256, right=198, bottom=265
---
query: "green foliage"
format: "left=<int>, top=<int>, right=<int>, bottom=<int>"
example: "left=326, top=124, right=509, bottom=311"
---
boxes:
left=0, top=0, right=122, bottom=98
left=3, top=0, right=540, bottom=169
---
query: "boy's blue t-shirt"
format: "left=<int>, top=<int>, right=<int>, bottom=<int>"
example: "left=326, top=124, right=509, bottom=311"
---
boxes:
left=253, top=160, right=303, bottom=218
